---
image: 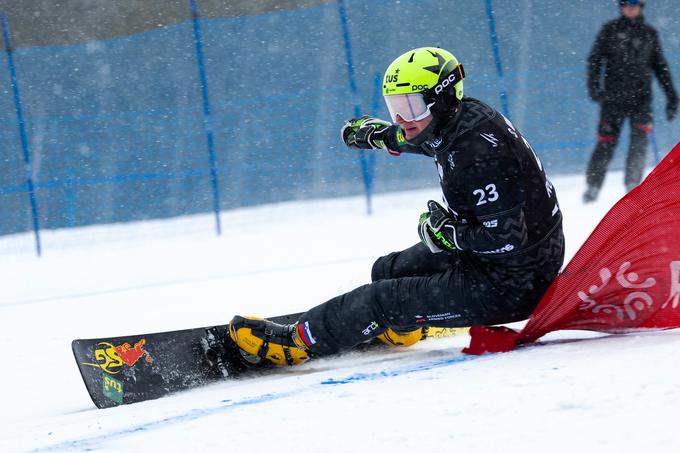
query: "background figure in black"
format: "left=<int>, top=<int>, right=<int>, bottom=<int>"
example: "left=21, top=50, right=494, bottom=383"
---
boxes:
left=584, top=0, right=677, bottom=203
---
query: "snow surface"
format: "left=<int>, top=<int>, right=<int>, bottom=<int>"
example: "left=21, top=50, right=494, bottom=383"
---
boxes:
left=2, top=170, right=680, bottom=453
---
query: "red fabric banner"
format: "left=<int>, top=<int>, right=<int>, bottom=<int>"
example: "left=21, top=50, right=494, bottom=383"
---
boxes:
left=464, top=140, right=680, bottom=355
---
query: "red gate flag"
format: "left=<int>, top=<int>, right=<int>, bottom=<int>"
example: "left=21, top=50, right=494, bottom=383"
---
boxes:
left=464, top=140, right=680, bottom=355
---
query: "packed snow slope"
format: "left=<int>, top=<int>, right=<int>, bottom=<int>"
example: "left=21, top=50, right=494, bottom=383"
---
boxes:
left=2, top=170, right=679, bottom=453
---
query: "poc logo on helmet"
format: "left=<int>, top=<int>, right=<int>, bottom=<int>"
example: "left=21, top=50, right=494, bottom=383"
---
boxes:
left=411, top=84, right=428, bottom=91
left=434, top=73, right=458, bottom=95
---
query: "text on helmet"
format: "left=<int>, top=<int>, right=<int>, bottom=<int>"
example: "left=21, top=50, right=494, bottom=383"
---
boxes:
left=434, top=73, right=458, bottom=95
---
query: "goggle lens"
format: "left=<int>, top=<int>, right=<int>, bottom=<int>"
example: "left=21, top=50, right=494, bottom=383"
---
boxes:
left=384, top=93, right=433, bottom=122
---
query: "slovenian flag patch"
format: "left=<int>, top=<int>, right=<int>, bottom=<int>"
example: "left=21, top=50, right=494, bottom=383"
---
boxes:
left=296, top=321, right=317, bottom=346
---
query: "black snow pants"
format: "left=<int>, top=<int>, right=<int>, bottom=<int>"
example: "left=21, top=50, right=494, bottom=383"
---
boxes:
left=297, top=237, right=562, bottom=356
left=586, top=100, right=653, bottom=192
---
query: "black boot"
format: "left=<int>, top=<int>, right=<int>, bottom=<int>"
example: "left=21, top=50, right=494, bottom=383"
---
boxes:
left=583, top=185, right=599, bottom=203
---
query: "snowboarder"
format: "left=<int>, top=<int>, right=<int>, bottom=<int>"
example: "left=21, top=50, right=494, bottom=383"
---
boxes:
left=229, top=47, right=565, bottom=365
left=583, top=0, right=678, bottom=202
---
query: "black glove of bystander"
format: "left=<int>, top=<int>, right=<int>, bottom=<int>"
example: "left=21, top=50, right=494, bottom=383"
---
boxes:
left=590, top=88, right=605, bottom=104
left=667, top=94, right=678, bottom=121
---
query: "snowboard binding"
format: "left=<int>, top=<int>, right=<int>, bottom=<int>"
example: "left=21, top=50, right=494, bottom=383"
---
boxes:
left=200, top=326, right=242, bottom=377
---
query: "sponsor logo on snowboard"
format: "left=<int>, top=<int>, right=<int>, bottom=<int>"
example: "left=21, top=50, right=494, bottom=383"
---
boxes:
left=116, top=339, right=152, bottom=366
left=103, top=375, right=124, bottom=404
left=82, top=339, right=152, bottom=374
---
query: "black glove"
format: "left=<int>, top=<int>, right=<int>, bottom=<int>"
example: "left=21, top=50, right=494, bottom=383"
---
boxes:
left=417, top=200, right=460, bottom=253
left=341, top=115, right=391, bottom=150
left=590, top=88, right=605, bottom=103
left=667, top=95, right=678, bottom=121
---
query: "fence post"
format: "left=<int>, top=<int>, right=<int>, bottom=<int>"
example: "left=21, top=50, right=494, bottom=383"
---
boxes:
left=337, top=0, right=373, bottom=215
left=189, top=0, right=222, bottom=235
left=2, top=14, right=41, bottom=256
left=484, top=0, right=510, bottom=119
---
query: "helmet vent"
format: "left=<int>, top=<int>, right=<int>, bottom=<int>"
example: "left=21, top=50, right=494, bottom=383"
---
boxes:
left=408, top=53, right=415, bottom=63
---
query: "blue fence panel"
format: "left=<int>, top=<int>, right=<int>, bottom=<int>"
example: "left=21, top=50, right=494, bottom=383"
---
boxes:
left=5, top=24, right=213, bottom=231
left=203, top=7, right=357, bottom=206
left=1, top=0, right=679, bottom=243
left=0, top=112, right=27, bottom=234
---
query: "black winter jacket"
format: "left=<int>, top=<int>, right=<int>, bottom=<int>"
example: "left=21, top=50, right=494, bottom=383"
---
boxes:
left=587, top=15, right=677, bottom=105
left=384, top=98, right=564, bottom=291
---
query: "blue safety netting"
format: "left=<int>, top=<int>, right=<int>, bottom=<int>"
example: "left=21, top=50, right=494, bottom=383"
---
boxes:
left=1, top=0, right=678, bottom=239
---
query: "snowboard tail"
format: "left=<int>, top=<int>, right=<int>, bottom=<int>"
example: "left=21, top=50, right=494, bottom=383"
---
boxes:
left=72, top=313, right=467, bottom=408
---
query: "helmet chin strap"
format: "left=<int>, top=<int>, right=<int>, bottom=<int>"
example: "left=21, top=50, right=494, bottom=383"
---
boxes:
left=406, top=102, right=462, bottom=146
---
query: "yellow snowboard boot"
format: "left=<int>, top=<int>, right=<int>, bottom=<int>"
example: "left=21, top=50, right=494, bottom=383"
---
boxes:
left=228, top=316, right=309, bottom=366
left=376, top=327, right=426, bottom=347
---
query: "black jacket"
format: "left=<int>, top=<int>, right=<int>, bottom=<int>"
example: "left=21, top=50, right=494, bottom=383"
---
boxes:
left=384, top=98, right=564, bottom=291
left=588, top=15, right=677, bottom=105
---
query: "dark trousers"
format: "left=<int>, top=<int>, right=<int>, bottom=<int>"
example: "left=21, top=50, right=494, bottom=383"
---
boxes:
left=298, top=241, right=558, bottom=356
left=586, top=101, right=652, bottom=192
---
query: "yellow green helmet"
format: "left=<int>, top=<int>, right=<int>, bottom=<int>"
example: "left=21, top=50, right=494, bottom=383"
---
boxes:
left=382, top=47, right=465, bottom=125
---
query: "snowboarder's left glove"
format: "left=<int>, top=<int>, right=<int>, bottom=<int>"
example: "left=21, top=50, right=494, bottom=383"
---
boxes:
left=418, top=200, right=460, bottom=253
left=341, top=115, right=391, bottom=150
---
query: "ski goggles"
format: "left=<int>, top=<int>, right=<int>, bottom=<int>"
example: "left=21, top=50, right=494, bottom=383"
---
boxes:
left=384, top=93, right=434, bottom=122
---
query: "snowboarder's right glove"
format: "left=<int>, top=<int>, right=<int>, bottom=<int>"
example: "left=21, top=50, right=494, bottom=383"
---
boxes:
left=418, top=200, right=460, bottom=254
left=341, top=115, right=391, bottom=151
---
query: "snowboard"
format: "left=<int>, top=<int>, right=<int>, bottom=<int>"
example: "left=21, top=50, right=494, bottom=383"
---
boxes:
left=72, top=313, right=467, bottom=409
